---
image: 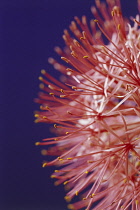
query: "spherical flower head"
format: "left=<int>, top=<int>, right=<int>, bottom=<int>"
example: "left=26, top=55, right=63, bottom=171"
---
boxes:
left=35, top=0, right=140, bottom=209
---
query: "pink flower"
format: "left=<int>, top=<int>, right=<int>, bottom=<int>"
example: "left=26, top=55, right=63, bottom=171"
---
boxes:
left=35, top=0, right=140, bottom=209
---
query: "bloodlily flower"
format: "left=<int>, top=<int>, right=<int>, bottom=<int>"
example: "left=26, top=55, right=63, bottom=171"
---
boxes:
left=35, top=0, right=140, bottom=209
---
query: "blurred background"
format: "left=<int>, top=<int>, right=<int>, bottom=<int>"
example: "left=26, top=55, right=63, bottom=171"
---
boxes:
left=0, top=0, right=138, bottom=209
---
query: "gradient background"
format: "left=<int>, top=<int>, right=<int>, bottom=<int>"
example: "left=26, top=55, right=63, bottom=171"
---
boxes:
left=1, top=0, right=138, bottom=209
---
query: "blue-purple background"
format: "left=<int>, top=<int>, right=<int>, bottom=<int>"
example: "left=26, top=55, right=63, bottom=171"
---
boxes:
left=1, top=0, right=138, bottom=209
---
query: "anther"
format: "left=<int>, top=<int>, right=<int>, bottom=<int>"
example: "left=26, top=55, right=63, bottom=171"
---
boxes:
left=45, top=106, right=50, bottom=110
left=42, top=162, right=47, bottom=167
left=34, top=119, right=39, bottom=123
left=38, top=76, right=43, bottom=81
left=67, top=204, right=75, bottom=210
left=94, top=19, right=98, bottom=22
left=71, top=51, right=78, bottom=59
left=35, top=142, right=40, bottom=146
left=54, top=124, right=57, bottom=128
left=67, top=111, right=72, bottom=115
left=54, top=46, right=62, bottom=54
left=73, top=39, right=80, bottom=47
left=111, top=11, right=114, bottom=16
left=41, top=149, right=47, bottom=155
left=134, top=19, right=140, bottom=25
left=39, top=83, right=44, bottom=89
left=64, top=181, right=69, bottom=185
left=83, top=56, right=89, bottom=59
left=75, top=191, right=78, bottom=196
left=66, top=68, right=73, bottom=72
left=54, top=181, right=59, bottom=186
left=58, top=157, right=63, bottom=161
left=60, top=95, right=66, bottom=98
left=41, top=69, right=46, bottom=74
left=80, top=37, right=85, bottom=40
left=117, top=24, right=121, bottom=30
left=42, top=116, right=47, bottom=119
left=60, top=89, right=64, bottom=93
left=40, top=105, right=44, bottom=110
left=51, top=175, right=56, bottom=178
left=90, top=193, right=95, bottom=198
left=72, top=86, right=77, bottom=89
left=48, top=85, right=54, bottom=90
left=136, top=200, right=139, bottom=205
left=65, top=196, right=71, bottom=202
left=112, top=6, right=122, bottom=16
left=61, top=57, right=69, bottom=63
left=123, top=178, right=127, bottom=183
left=135, top=161, right=140, bottom=167
left=34, top=114, right=39, bottom=118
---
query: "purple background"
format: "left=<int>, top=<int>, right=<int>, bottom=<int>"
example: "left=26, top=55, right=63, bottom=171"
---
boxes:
left=1, top=0, right=138, bottom=209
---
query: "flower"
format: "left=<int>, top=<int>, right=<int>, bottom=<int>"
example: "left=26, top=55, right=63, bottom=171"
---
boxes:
left=35, top=0, right=140, bottom=209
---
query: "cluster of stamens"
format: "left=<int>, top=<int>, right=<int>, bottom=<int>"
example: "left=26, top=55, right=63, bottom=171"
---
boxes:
left=35, top=0, right=140, bottom=209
